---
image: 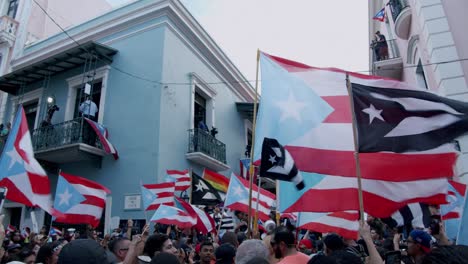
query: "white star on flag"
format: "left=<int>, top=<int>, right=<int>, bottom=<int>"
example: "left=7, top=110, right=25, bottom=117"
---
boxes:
left=58, top=188, right=73, bottom=206
left=234, top=185, right=244, bottom=197
left=269, top=155, right=276, bottom=164
left=362, top=104, right=385, bottom=124
left=196, top=182, right=205, bottom=192
left=275, top=90, right=307, bottom=122
left=6, top=147, right=24, bottom=169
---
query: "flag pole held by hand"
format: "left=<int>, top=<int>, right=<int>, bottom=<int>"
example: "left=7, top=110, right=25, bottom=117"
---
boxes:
left=345, top=73, right=365, bottom=222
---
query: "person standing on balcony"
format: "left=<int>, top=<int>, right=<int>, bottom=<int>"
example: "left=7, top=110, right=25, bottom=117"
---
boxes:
left=1, top=122, right=11, bottom=137
left=79, top=95, right=98, bottom=121
left=375, top=31, right=389, bottom=60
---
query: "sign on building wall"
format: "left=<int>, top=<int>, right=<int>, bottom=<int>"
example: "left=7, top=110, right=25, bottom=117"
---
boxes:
left=124, top=194, right=141, bottom=210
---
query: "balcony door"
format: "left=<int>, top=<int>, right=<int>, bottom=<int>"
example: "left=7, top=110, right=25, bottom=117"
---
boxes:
left=194, top=92, right=207, bottom=130
left=73, top=81, right=102, bottom=120
left=23, top=100, right=38, bottom=130
left=7, top=0, right=19, bottom=19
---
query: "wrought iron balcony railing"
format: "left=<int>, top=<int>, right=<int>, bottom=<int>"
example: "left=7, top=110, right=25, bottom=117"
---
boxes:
left=371, top=39, right=400, bottom=62
left=188, top=128, right=226, bottom=164
left=32, top=117, right=103, bottom=152
left=388, top=0, right=410, bottom=23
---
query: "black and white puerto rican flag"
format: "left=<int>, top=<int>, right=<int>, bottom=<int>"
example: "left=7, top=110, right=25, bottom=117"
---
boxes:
left=260, top=138, right=305, bottom=190
left=381, top=203, right=431, bottom=229
left=351, top=83, right=468, bottom=153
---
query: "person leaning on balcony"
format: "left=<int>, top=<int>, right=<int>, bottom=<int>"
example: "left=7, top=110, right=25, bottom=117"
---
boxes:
left=0, top=122, right=11, bottom=137
left=375, top=31, right=388, bottom=60
left=79, top=95, right=98, bottom=121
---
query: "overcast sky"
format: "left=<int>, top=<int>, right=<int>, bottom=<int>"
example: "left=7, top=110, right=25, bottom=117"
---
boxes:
left=108, top=0, right=370, bottom=81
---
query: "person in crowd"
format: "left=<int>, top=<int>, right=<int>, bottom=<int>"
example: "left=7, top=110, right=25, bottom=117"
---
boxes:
left=235, top=239, right=269, bottom=264
left=0, top=122, right=10, bottom=137
left=323, top=233, right=345, bottom=256
left=140, top=233, right=178, bottom=262
left=407, top=230, right=432, bottom=264
left=196, top=241, right=214, bottom=264
left=36, top=240, right=65, bottom=264
left=108, top=237, right=131, bottom=262
left=270, top=227, right=309, bottom=264
left=150, top=252, right=181, bottom=264
left=245, top=256, right=270, bottom=264
left=262, top=234, right=280, bottom=264
left=79, top=95, right=99, bottom=121
left=298, top=239, right=314, bottom=256
left=375, top=31, right=388, bottom=60
left=16, top=248, right=35, bottom=264
left=219, top=232, right=238, bottom=248
left=422, top=245, right=468, bottom=264
left=214, top=243, right=235, bottom=264
left=57, top=239, right=111, bottom=264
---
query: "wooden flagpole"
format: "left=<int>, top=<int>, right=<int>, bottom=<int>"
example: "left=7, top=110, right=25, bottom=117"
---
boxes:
left=247, top=49, right=261, bottom=238
left=345, top=73, right=365, bottom=222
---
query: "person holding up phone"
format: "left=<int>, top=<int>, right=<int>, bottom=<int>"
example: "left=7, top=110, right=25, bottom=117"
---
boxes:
left=407, top=230, right=431, bottom=264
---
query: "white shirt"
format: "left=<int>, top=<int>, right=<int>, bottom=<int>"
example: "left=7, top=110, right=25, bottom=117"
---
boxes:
left=79, top=99, right=98, bottom=117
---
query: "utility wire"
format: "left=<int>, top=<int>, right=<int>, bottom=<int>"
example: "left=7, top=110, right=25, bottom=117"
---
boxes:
left=32, top=0, right=468, bottom=86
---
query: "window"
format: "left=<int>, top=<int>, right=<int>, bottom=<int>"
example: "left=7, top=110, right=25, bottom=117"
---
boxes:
left=65, top=66, right=110, bottom=123
left=73, top=81, right=102, bottom=120
left=189, top=73, right=216, bottom=130
left=23, top=100, right=39, bottom=130
left=7, top=0, right=19, bottom=19
left=10, top=89, right=43, bottom=129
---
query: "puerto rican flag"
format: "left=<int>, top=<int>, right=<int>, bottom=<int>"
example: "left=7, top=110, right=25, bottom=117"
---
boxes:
left=442, top=180, right=467, bottom=220
left=141, top=182, right=175, bottom=211
left=297, top=211, right=360, bottom=239
left=150, top=204, right=197, bottom=229
left=49, top=226, right=62, bottom=236
left=6, top=225, right=16, bottom=234
left=53, top=172, right=110, bottom=227
left=166, top=170, right=191, bottom=192
left=0, top=106, right=56, bottom=216
left=84, top=118, right=118, bottom=160
left=225, top=173, right=276, bottom=221
left=373, top=7, right=385, bottom=22
left=175, top=197, right=215, bottom=234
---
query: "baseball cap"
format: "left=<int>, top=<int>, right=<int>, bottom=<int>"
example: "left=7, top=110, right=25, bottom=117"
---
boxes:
left=409, top=230, right=431, bottom=253
left=58, top=239, right=111, bottom=264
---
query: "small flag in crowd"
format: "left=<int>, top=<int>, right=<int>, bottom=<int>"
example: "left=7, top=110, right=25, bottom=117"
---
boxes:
left=373, top=7, right=385, bottom=22
left=224, top=174, right=275, bottom=221
left=141, top=182, right=175, bottom=211
left=84, top=118, right=118, bottom=159
left=240, top=158, right=254, bottom=180
left=0, top=106, right=56, bottom=216
left=260, top=138, right=304, bottom=190
left=175, top=197, right=215, bottom=234
left=53, top=172, right=110, bottom=227
left=166, top=170, right=191, bottom=192
left=49, top=227, right=62, bottom=236
left=150, top=205, right=196, bottom=229
left=441, top=180, right=466, bottom=220
left=6, top=225, right=16, bottom=234
left=297, top=211, right=360, bottom=239
left=202, top=169, right=229, bottom=193
left=381, top=203, right=431, bottom=230
left=191, top=175, right=222, bottom=206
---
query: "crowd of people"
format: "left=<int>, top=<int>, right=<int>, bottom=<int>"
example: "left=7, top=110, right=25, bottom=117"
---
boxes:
left=1, top=209, right=468, bottom=264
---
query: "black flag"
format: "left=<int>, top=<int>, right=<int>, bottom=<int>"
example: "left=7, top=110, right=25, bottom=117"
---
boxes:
left=260, top=138, right=304, bottom=190
left=191, top=175, right=222, bottom=206
left=352, top=83, right=468, bottom=153
left=381, top=203, right=431, bottom=230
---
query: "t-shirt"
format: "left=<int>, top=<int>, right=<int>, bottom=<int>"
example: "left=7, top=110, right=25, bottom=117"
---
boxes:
left=277, top=252, right=310, bottom=264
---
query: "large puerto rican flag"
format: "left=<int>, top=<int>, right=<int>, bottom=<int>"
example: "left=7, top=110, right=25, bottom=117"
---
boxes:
left=0, top=106, right=56, bottom=215
left=175, top=197, right=215, bottom=234
left=150, top=204, right=197, bottom=229
left=141, top=182, right=175, bottom=211
left=53, top=172, right=110, bottom=227
left=297, top=211, right=360, bottom=239
left=84, top=118, right=118, bottom=160
left=256, top=53, right=453, bottom=218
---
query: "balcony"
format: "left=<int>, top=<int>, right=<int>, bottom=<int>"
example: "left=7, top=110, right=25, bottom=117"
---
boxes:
left=186, top=128, right=229, bottom=171
left=0, top=16, right=19, bottom=46
left=389, top=0, right=412, bottom=40
left=32, top=117, right=107, bottom=163
left=371, top=39, right=403, bottom=80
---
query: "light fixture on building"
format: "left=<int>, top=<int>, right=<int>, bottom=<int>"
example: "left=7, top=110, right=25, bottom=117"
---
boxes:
left=46, top=95, right=55, bottom=105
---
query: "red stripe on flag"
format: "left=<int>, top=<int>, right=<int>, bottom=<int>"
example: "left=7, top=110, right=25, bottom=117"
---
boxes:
left=60, top=172, right=110, bottom=194
left=298, top=222, right=358, bottom=240
left=328, top=211, right=360, bottom=221
left=54, top=214, right=101, bottom=228
left=81, top=195, right=106, bottom=208
left=0, top=178, right=34, bottom=207
left=283, top=188, right=447, bottom=218
left=167, top=170, right=189, bottom=176
left=286, top=146, right=456, bottom=180
left=449, top=180, right=467, bottom=196
left=227, top=202, right=271, bottom=221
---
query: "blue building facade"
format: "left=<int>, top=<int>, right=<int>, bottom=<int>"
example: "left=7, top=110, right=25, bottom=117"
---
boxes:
left=0, top=0, right=255, bottom=232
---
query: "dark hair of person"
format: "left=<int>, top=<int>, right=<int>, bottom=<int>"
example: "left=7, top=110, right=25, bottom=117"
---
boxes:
left=308, top=254, right=336, bottom=264
left=200, top=241, right=214, bottom=251
left=220, top=232, right=238, bottom=247
left=108, top=237, right=129, bottom=254
left=150, top=252, right=180, bottom=264
left=323, top=233, right=345, bottom=251
left=273, top=226, right=295, bottom=248
left=329, top=250, right=362, bottom=264
left=422, top=245, right=468, bottom=264
left=144, top=234, right=170, bottom=258
left=36, top=241, right=63, bottom=264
